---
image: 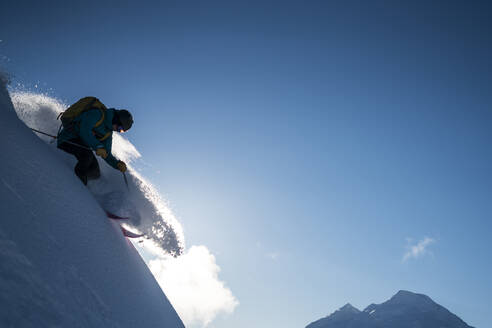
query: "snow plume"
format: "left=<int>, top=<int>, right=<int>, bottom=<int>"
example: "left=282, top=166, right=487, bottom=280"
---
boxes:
left=10, top=91, right=66, bottom=141
left=146, top=245, right=239, bottom=327
left=403, top=237, right=436, bottom=262
left=9, top=89, right=238, bottom=325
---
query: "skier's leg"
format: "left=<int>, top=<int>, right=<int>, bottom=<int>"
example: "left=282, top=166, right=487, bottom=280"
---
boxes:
left=58, top=138, right=97, bottom=185
left=86, top=155, right=101, bottom=180
left=74, top=151, right=101, bottom=184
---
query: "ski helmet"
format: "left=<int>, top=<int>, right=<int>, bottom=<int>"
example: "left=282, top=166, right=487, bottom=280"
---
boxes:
left=115, top=109, right=133, bottom=131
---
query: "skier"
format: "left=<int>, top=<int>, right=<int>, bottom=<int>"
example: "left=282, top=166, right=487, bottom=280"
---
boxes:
left=57, top=97, right=133, bottom=185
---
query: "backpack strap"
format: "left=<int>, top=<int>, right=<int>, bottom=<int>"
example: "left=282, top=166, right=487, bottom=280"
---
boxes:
left=90, top=107, right=111, bottom=142
left=93, top=107, right=105, bottom=128
left=88, top=99, right=108, bottom=138
left=98, top=131, right=111, bottom=141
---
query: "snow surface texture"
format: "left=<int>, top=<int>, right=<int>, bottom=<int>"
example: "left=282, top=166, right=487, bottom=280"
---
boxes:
left=0, top=74, right=184, bottom=327
left=6, top=82, right=238, bottom=327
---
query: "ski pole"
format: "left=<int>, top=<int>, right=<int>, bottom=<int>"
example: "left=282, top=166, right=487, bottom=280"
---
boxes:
left=29, top=127, right=57, bottom=139
left=123, top=172, right=129, bottom=191
left=29, top=127, right=92, bottom=151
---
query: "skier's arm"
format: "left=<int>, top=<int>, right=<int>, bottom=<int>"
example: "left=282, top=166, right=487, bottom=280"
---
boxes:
left=104, top=152, right=119, bottom=169
left=101, top=137, right=119, bottom=169
left=78, top=111, right=105, bottom=151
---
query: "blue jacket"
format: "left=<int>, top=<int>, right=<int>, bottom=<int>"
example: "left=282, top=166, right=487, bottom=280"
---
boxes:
left=57, top=108, right=119, bottom=169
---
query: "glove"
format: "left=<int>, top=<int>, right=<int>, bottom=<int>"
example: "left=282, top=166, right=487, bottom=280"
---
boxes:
left=116, top=161, right=127, bottom=173
left=95, top=148, right=108, bottom=159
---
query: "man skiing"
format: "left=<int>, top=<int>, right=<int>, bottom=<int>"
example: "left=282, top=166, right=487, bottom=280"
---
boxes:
left=57, top=97, right=133, bottom=185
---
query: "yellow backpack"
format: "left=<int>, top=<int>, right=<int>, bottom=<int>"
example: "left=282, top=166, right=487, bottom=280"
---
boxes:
left=58, top=97, right=108, bottom=128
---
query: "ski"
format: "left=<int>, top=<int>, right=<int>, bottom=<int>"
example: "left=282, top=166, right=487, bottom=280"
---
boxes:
left=105, top=211, right=129, bottom=220
left=120, top=226, right=144, bottom=238
left=106, top=211, right=143, bottom=238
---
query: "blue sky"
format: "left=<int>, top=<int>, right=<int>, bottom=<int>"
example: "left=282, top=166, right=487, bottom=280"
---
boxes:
left=1, top=1, right=491, bottom=327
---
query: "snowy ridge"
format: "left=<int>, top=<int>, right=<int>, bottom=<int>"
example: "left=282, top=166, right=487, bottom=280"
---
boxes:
left=0, top=74, right=184, bottom=327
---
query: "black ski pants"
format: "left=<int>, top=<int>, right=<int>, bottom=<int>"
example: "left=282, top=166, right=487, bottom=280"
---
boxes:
left=57, top=137, right=100, bottom=185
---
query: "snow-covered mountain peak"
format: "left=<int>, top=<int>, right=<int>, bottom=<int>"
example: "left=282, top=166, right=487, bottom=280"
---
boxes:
left=306, top=291, right=474, bottom=328
left=388, top=290, right=435, bottom=307
left=338, top=303, right=360, bottom=314
left=305, top=302, right=362, bottom=328
left=394, top=290, right=422, bottom=298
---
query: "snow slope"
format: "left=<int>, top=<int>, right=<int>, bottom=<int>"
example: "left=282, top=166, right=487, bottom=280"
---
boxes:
left=0, top=74, right=185, bottom=327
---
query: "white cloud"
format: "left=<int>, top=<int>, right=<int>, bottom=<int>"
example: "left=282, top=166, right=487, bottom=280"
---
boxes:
left=146, top=245, right=239, bottom=327
left=265, top=252, right=279, bottom=260
left=403, top=237, right=435, bottom=262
